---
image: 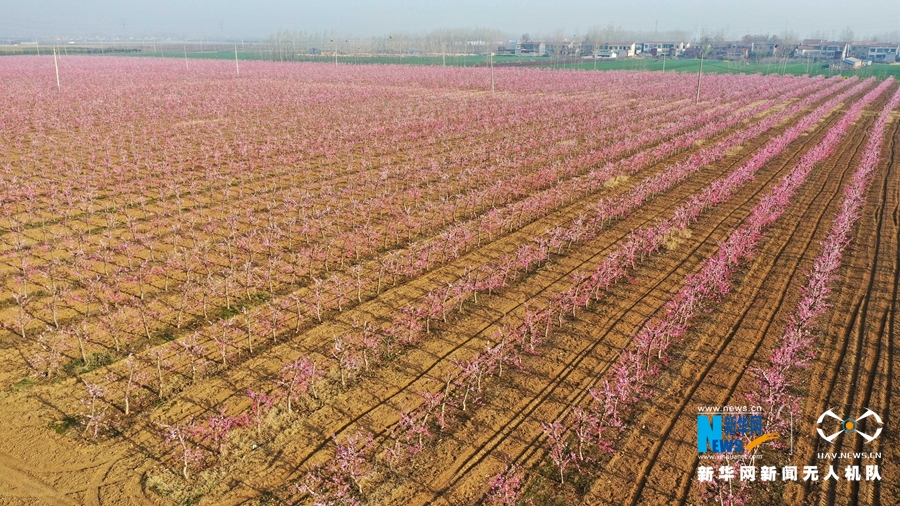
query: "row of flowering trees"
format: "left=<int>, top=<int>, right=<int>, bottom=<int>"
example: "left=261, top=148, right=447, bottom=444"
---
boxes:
left=462, top=75, right=885, bottom=500
left=708, top=80, right=900, bottom=506
left=64, top=74, right=816, bottom=499
left=525, top=77, right=893, bottom=498
left=5, top=60, right=881, bottom=503
left=749, top=77, right=900, bottom=430
left=68, top=74, right=840, bottom=432
left=270, top=78, right=869, bottom=502
left=77, top=75, right=840, bottom=424
left=68, top=77, right=859, bottom=500
left=7, top=68, right=792, bottom=396
left=136, top=354, right=327, bottom=482
left=6, top=69, right=793, bottom=367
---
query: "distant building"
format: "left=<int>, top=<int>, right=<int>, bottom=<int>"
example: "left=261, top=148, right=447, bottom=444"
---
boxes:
left=641, top=42, right=689, bottom=57
left=822, top=42, right=849, bottom=59
left=848, top=41, right=878, bottom=59
left=870, top=44, right=899, bottom=62
left=497, top=41, right=517, bottom=55
left=843, top=57, right=863, bottom=68
left=794, top=45, right=823, bottom=58
left=849, top=42, right=900, bottom=62
left=515, top=41, right=546, bottom=56
left=749, top=40, right=777, bottom=57
left=564, top=40, right=581, bottom=56
left=599, top=42, right=639, bottom=57
left=680, top=46, right=703, bottom=59
left=724, top=48, right=750, bottom=59
left=721, top=42, right=753, bottom=59
left=794, top=40, right=848, bottom=60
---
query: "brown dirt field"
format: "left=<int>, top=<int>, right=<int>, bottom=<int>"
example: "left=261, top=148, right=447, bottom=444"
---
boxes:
left=125, top=80, right=869, bottom=504
left=18, top=95, right=780, bottom=504
left=2, top=60, right=897, bottom=506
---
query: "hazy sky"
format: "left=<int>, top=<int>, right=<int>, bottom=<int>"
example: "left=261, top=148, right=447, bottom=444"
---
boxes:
left=2, top=0, right=898, bottom=40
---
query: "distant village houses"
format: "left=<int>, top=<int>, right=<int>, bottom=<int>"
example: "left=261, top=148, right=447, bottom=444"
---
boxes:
left=491, top=35, right=897, bottom=64
left=791, top=39, right=899, bottom=63
left=498, top=38, right=693, bottom=59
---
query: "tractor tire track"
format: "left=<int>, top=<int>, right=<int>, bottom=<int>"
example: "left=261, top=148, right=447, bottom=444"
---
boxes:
left=0, top=451, right=80, bottom=506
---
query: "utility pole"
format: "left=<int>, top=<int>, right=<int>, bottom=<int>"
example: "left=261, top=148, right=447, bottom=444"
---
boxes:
left=184, top=43, right=188, bottom=70
left=490, top=52, right=494, bottom=93
left=235, top=45, right=239, bottom=75
left=53, top=47, right=60, bottom=91
left=696, top=46, right=705, bottom=104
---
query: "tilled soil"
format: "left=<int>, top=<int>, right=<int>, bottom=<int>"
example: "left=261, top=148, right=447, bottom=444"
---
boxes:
left=1, top=62, right=896, bottom=506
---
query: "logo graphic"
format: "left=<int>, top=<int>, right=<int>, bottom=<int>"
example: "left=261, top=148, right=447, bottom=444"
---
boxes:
left=698, top=413, right=778, bottom=453
left=816, top=409, right=883, bottom=444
